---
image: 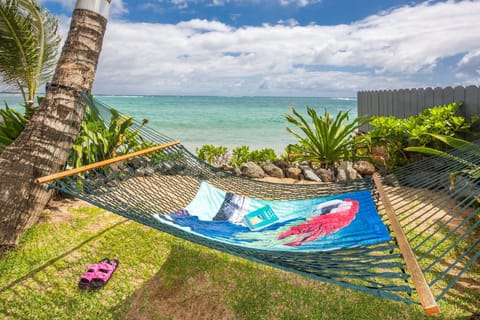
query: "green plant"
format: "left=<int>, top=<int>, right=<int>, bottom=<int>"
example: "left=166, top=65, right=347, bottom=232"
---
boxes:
left=248, top=148, right=277, bottom=165
left=284, top=107, right=366, bottom=167
left=196, top=144, right=229, bottom=166
left=356, top=116, right=410, bottom=169
left=230, top=145, right=250, bottom=167
left=406, top=102, right=478, bottom=148
left=0, top=0, right=60, bottom=104
left=0, top=103, right=28, bottom=153
left=359, top=102, right=478, bottom=170
left=68, top=105, right=146, bottom=168
left=0, top=95, right=45, bottom=154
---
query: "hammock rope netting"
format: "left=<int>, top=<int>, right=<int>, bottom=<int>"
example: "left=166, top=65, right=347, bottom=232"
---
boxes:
left=38, top=93, right=480, bottom=315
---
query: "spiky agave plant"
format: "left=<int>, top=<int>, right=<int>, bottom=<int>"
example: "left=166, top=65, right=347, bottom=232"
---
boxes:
left=284, top=107, right=367, bottom=168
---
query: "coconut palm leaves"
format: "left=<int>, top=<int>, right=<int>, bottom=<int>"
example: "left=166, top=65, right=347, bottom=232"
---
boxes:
left=405, top=134, right=480, bottom=190
left=284, top=107, right=367, bottom=166
left=0, top=0, right=60, bottom=104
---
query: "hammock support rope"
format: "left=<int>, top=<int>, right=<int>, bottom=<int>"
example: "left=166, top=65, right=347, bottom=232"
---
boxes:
left=36, top=94, right=479, bottom=315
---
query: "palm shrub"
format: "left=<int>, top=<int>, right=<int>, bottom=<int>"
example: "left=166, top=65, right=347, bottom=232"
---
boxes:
left=0, top=0, right=60, bottom=153
left=284, top=107, right=366, bottom=168
left=0, top=103, right=28, bottom=153
left=0, top=0, right=60, bottom=105
left=68, top=105, right=146, bottom=168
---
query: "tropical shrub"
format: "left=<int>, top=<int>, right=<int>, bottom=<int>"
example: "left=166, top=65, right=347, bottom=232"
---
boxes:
left=0, top=103, right=28, bottom=153
left=359, top=102, right=478, bottom=170
left=406, top=102, right=478, bottom=149
left=68, top=105, right=146, bottom=168
left=230, top=145, right=250, bottom=167
left=284, top=107, right=366, bottom=167
left=355, top=116, right=410, bottom=169
left=247, top=148, right=277, bottom=166
left=229, top=146, right=277, bottom=167
left=196, top=144, right=229, bottom=167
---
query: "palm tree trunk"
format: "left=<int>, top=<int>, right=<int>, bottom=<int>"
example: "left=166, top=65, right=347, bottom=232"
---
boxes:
left=0, top=0, right=111, bottom=252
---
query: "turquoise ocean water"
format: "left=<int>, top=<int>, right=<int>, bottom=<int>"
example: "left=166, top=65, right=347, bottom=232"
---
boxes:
left=0, top=93, right=357, bottom=155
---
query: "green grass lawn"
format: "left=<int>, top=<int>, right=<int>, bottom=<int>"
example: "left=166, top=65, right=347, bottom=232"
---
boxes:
left=0, top=201, right=477, bottom=320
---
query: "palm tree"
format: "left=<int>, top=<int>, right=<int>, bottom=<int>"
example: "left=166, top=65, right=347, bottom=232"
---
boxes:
left=0, top=0, right=112, bottom=252
left=0, top=0, right=60, bottom=106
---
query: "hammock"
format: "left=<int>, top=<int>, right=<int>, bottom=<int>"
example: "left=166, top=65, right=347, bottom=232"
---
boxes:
left=37, top=94, right=480, bottom=315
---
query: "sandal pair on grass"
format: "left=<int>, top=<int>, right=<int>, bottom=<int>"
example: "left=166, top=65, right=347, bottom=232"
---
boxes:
left=78, top=258, right=119, bottom=290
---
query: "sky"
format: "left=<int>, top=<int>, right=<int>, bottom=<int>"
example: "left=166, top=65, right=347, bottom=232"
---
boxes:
left=11, top=1, right=480, bottom=96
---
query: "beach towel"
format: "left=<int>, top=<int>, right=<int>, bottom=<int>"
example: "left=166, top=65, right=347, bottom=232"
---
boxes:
left=154, top=181, right=390, bottom=252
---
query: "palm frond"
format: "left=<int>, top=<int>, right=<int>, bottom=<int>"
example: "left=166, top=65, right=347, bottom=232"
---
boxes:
left=0, top=0, right=60, bottom=103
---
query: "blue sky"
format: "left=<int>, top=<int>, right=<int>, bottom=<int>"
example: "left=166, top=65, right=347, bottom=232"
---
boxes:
left=25, top=1, right=480, bottom=96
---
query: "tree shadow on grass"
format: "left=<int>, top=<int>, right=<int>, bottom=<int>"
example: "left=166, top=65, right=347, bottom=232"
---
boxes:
left=112, top=243, right=436, bottom=320
left=113, top=243, right=237, bottom=320
left=0, top=219, right=129, bottom=320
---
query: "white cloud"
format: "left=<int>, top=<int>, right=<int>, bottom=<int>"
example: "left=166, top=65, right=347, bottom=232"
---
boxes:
left=277, top=18, right=299, bottom=26
left=457, top=49, right=480, bottom=77
left=52, top=1, right=480, bottom=96
left=279, top=0, right=322, bottom=7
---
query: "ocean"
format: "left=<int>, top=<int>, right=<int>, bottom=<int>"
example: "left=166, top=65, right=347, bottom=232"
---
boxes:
left=0, top=93, right=357, bottom=155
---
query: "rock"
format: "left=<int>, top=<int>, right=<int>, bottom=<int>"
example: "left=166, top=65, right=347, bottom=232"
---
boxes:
left=154, top=161, right=172, bottom=171
left=127, top=156, right=150, bottom=169
left=240, top=161, right=265, bottom=178
left=286, top=167, right=302, bottom=180
left=300, top=165, right=321, bottom=182
left=315, top=167, right=336, bottom=182
left=353, top=160, right=375, bottom=176
left=273, top=159, right=290, bottom=171
left=371, top=146, right=389, bottom=170
left=263, top=162, right=284, bottom=178
left=136, top=167, right=155, bottom=176
left=336, top=161, right=360, bottom=182
left=222, top=165, right=236, bottom=173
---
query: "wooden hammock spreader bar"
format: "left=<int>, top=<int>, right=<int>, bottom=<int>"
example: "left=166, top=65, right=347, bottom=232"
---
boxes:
left=373, top=173, right=440, bottom=315
left=36, top=141, right=181, bottom=184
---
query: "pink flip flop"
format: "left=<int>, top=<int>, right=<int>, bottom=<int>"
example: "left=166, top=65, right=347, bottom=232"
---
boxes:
left=77, top=258, right=109, bottom=290
left=90, top=259, right=119, bottom=290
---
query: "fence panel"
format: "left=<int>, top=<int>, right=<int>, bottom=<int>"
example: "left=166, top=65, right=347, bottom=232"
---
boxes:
left=444, top=86, right=454, bottom=104
left=416, top=88, right=425, bottom=116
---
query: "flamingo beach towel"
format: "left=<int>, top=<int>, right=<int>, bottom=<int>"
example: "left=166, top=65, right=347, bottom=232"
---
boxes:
left=154, top=181, right=390, bottom=252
